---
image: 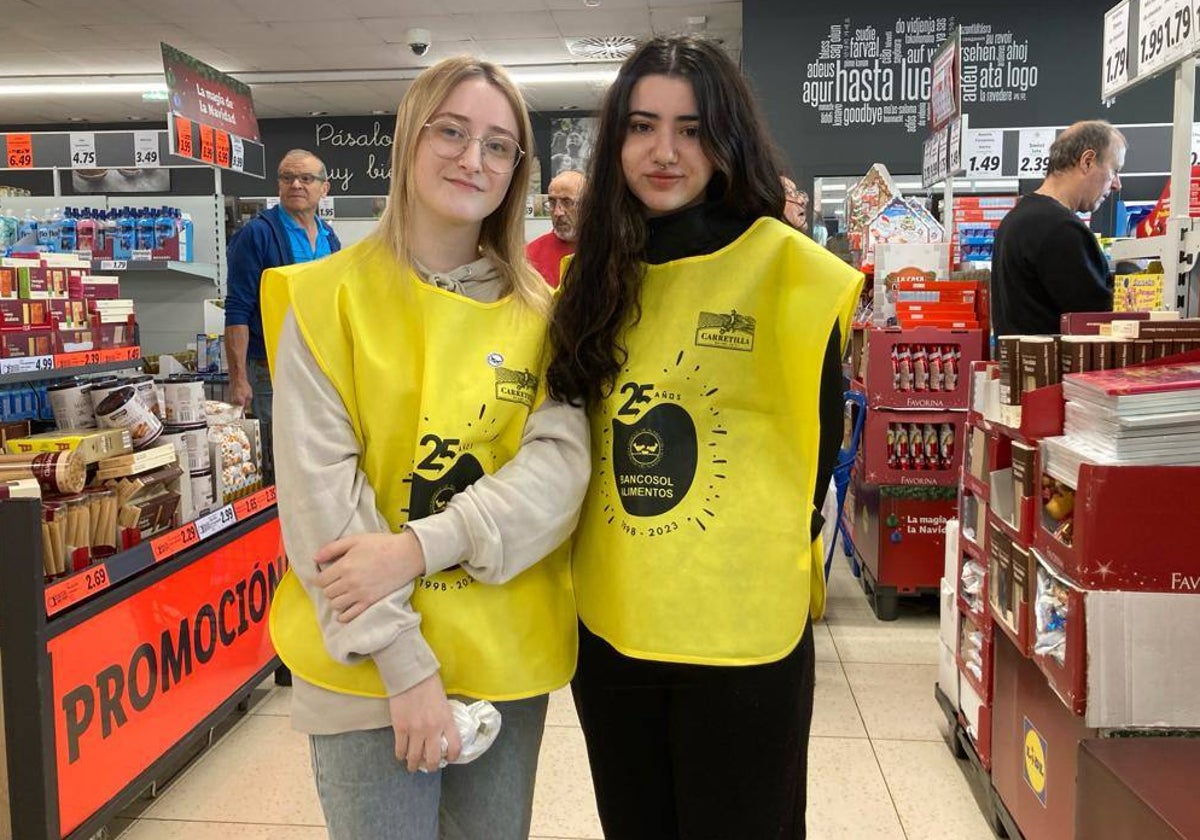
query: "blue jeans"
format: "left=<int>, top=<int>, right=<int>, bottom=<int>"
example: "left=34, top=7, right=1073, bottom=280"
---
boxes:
left=309, top=695, right=548, bottom=840
left=248, top=357, right=274, bottom=484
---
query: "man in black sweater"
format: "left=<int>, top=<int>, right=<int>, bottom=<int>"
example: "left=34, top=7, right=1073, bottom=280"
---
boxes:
left=992, top=121, right=1125, bottom=335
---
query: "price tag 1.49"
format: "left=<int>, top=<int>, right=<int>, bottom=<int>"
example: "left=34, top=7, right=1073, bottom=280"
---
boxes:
left=964, top=129, right=1004, bottom=177
left=1017, top=128, right=1056, bottom=178
left=1102, top=1, right=1131, bottom=98
left=1138, top=0, right=1194, bottom=79
left=69, top=132, right=96, bottom=168
left=134, top=131, right=160, bottom=167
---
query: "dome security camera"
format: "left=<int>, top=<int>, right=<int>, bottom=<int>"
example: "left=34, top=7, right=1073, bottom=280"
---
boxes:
left=406, top=28, right=432, bottom=57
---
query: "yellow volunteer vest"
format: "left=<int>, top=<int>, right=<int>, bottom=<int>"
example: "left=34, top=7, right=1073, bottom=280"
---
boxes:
left=573, top=218, right=863, bottom=666
left=262, top=239, right=576, bottom=700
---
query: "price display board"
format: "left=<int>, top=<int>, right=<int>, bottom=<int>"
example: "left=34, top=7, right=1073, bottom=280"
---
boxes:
left=1017, top=128, right=1057, bottom=178
left=1102, top=1, right=1132, bottom=99
left=1137, top=0, right=1195, bottom=79
left=6, top=133, right=32, bottom=168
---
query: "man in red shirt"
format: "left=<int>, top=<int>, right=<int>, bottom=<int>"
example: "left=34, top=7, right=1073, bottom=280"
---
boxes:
left=526, top=170, right=584, bottom=287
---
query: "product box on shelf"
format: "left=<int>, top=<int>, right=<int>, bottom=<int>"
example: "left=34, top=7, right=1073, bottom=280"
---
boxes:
left=0, top=327, right=54, bottom=358
left=6, top=428, right=132, bottom=464
left=0, top=265, right=16, bottom=298
left=990, top=520, right=1035, bottom=657
left=860, top=326, right=985, bottom=409
left=958, top=486, right=987, bottom=555
left=958, top=551, right=988, bottom=624
left=958, top=646, right=993, bottom=770
left=991, top=628, right=1096, bottom=839
left=0, top=298, right=51, bottom=330
left=858, top=408, right=965, bottom=486
left=1034, top=463, right=1200, bottom=592
left=958, top=609, right=994, bottom=703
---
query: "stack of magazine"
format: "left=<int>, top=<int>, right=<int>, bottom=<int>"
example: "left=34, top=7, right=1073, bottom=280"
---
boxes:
left=1041, top=362, right=1200, bottom=486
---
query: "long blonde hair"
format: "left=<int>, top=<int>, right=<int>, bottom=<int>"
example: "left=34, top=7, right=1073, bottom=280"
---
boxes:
left=374, top=56, right=549, bottom=316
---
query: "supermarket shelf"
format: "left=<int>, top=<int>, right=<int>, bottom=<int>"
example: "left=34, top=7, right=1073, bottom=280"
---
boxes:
left=962, top=471, right=990, bottom=502
left=1109, top=235, right=1170, bottom=262
left=91, top=259, right=218, bottom=281
left=44, top=485, right=275, bottom=618
left=0, top=347, right=142, bottom=385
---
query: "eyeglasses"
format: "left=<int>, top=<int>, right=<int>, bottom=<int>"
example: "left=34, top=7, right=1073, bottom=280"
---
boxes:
left=543, top=196, right=577, bottom=212
left=278, top=172, right=326, bottom=186
left=423, top=119, right=524, bottom=174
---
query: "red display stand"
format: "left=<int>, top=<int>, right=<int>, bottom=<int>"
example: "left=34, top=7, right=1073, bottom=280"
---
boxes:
left=861, top=326, right=987, bottom=410
left=857, top=410, right=966, bottom=487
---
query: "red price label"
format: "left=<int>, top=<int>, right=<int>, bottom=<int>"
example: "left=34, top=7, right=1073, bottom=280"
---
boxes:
left=6, top=133, right=33, bottom=168
left=44, top=563, right=111, bottom=616
left=151, top=521, right=199, bottom=562
left=100, top=346, right=140, bottom=363
left=199, top=124, right=215, bottom=164
left=56, top=350, right=101, bottom=369
left=233, top=486, right=277, bottom=521
left=175, top=116, right=193, bottom=158
left=215, top=131, right=230, bottom=168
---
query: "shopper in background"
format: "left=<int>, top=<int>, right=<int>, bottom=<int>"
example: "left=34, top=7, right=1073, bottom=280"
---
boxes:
left=547, top=36, right=863, bottom=840
left=782, top=176, right=828, bottom=247
left=992, top=120, right=1124, bottom=335
left=224, top=148, right=342, bottom=483
left=525, top=169, right=585, bottom=287
left=263, top=58, right=587, bottom=840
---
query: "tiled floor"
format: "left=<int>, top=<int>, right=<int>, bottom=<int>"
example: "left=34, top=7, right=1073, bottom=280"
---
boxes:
left=109, top=559, right=992, bottom=839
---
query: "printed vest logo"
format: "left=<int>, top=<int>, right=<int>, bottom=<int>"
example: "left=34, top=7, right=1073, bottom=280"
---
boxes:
left=406, top=434, right=486, bottom=520
left=611, top=383, right=698, bottom=517
left=695, top=310, right=755, bottom=352
left=495, top=367, right=538, bottom=407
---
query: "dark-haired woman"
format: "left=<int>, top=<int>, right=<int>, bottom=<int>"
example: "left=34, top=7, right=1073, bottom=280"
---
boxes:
left=548, top=36, right=864, bottom=839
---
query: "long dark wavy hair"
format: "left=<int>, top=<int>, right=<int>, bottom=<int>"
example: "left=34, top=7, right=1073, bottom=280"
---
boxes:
left=547, top=36, right=786, bottom=407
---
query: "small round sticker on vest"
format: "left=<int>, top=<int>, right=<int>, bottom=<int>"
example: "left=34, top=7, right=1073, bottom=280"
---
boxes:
left=486, top=352, right=504, bottom=368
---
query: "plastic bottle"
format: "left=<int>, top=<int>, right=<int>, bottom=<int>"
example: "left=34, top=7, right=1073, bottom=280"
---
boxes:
left=178, top=210, right=194, bottom=261
left=76, top=208, right=96, bottom=253
left=59, top=207, right=78, bottom=252
left=155, top=206, right=176, bottom=256
left=17, top=209, right=39, bottom=249
left=37, top=208, right=59, bottom=251
left=115, top=207, right=136, bottom=260
left=136, top=207, right=157, bottom=252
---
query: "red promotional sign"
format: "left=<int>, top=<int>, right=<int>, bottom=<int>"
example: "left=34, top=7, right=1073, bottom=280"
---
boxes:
left=49, top=519, right=284, bottom=835
left=215, top=130, right=231, bottom=168
left=174, top=115, right=193, bottom=158
left=161, top=42, right=260, bottom=142
left=198, top=124, right=215, bottom=164
left=6, top=133, right=33, bottom=168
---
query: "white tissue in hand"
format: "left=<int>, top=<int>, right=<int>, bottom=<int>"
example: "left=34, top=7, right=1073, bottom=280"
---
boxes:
left=431, top=700, right=502, bottom=770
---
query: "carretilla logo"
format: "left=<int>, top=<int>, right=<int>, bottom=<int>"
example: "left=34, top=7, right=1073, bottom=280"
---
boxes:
left=495, top=367, right=538, bottom=407
left=695, top=310, right=756, bottom=351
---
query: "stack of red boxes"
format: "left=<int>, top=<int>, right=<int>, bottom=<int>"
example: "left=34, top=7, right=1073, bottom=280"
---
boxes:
left=0, top=258, right=135, bottom=361
left=847, top=324, right=988, bottom=620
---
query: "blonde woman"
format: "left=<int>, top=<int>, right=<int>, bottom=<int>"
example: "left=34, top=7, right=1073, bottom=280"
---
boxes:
left=263, top=57, right=588, bottom=840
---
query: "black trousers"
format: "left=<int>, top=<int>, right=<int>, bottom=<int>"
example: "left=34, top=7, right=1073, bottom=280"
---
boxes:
left=571, top=621, right=816, bottom=840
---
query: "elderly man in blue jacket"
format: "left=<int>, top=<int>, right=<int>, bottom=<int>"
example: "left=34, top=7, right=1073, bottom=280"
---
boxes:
left=224, top=149, right=342, bottom=483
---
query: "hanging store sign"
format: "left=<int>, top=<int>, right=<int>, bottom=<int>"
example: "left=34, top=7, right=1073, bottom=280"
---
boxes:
left=929, top=28, right=962, bottom=132
left=1102, top=1, right=1132, bottom=99
left=162, top=42, right=264, bottom=177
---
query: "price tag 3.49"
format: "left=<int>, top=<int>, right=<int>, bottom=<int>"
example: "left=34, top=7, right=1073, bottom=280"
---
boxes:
left=134, top=131, right=160, bottom=167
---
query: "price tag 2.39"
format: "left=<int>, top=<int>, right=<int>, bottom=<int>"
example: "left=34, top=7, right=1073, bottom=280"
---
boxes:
left=69, top=132, right=96, bottom=168
left=1017, top=128, right=1056, bottom=178
left=1102, top=1, right=1131, bottom=98
left=134, top=131, right=160, bottom=167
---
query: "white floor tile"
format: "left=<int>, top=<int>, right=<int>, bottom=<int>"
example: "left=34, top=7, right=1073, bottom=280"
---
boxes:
left=874, top=739, right=995, bottom=840
left=806, top=738, right=905, bottom=839
left=813, top=621, right=839, bottom=662
left=530, top=725, right=603, bottom=839
left=250, top=686, right=290, bottom=717
left=811, top=661, right=868, bottom=739
left=117, top=820, right=328, bottom=839
left=827, top=605, right=941, bottom=665
left=139, top=714, right=324, bottom=826
left=844, top=662, right=949, bottom=742
left=544, top=686, right=579, bottom=728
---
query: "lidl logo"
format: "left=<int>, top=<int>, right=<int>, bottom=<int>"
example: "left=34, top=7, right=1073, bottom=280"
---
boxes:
left=1023, top=717, right=1048, bottom=807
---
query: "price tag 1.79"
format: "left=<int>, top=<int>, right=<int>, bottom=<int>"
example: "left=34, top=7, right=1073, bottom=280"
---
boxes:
left=69, top=132, right=96, bottom=168
left=1138, top=0, right=1194, bottom=79
left=134, top=131, right=160, bottom=167
left=1017, top=128, right=1056, bottom=178
left=1102, top=1, right=1131, bottom=98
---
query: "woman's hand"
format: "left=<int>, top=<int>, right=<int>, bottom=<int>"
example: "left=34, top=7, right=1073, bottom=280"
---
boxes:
left=315, top=530, right=426, bottom=622
left=388, top=671, right=463, bottom=772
